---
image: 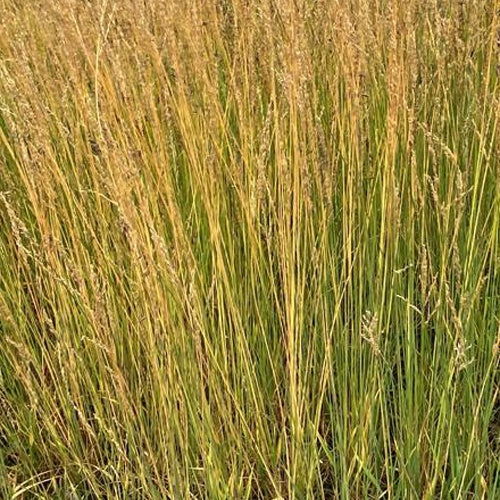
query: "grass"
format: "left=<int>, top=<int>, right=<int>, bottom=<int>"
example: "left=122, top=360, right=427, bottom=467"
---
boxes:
left=0, top=0, right=499, bottom=498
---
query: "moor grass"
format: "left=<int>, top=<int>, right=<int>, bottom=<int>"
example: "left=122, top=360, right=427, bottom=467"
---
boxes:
left=0, top=1, right=499, bottom=498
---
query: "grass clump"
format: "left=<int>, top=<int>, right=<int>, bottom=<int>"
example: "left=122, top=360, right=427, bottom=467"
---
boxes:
left=0, top=1, right=499, bottom=498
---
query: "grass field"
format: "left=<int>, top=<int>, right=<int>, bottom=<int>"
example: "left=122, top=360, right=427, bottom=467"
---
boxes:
left=0, top=1, right=499, bottom=498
